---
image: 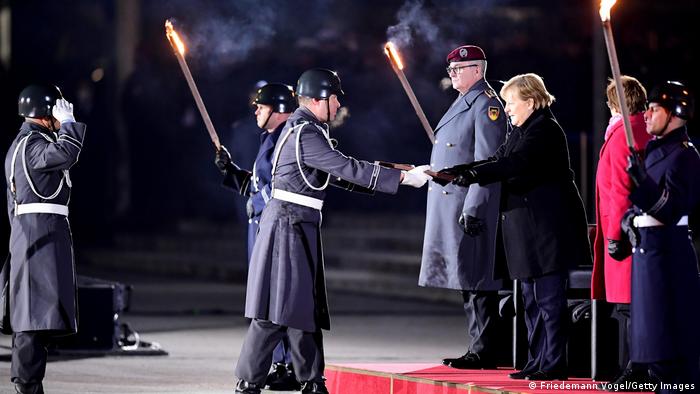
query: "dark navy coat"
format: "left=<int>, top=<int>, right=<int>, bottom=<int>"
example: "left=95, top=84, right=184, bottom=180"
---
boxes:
left=419, top=79, right=507, bottom=291
left=470, top=107, right=591, bottom=280
left=4, top=121, right=86, bottom=334
left=628, top=126, right=700, bottom=363
left=245, top=107, right=402, bottom=332
left=222, top=123, right=281, bottom=261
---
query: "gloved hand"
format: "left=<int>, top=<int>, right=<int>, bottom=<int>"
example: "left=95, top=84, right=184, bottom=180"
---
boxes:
left=400, top=165, right=431, bottom=188
left=246, top=197, right=255, bottom=219
left=215, top=145, right=233, bottom=174
left=459, top=214, right=485, bottom=237
left=52, top=98, right=75, bottom=123
left=607, top=238, right=632, bottom=261
left=620, top=209, right=639, bottom=248
left=439, top=162, right=476, bottom=176
left=452, top=169, right=477, bottom=187
left=626, top=148, right=647, bottom=189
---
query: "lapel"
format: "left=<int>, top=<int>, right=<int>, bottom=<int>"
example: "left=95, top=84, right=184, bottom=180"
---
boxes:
left=434, top=79, right=488, bottom=134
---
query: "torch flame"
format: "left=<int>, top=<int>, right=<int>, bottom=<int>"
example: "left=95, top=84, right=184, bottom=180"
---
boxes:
left=165, top=19, right=186, bottom=56
left=599, top=0, right=617, bottom=22
left=384, top=42, right=404, bottom=70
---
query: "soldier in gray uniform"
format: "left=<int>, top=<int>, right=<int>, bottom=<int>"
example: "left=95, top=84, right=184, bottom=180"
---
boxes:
left=419, top=45, right=507, bottom=369
left=233, top=68, right=430, bottom=394
left=3, top=84, right=86, bottom=394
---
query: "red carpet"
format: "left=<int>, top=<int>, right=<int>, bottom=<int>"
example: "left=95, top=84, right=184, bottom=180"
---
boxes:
left=325, top=363, right=651, bottom=393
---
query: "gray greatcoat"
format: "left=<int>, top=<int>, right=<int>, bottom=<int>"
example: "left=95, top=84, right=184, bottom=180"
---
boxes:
left=419, top=79, right=507, bottom=291
left=245, top=107, right=401, bottom=332
left=4, top=121, right=86, bottom=334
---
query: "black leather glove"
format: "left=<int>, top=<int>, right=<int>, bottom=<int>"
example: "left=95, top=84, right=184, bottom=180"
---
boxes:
left=459, top=214, right=485, bottom=237
left=440, top=162, right=477, bottom=176
left=607, top=238, right=632, bottom=261
left=452, top=169, right=477, bottom=187
left=215, top=146, right=233, bottom=174
left=626, top=148, right=647, bottom=189
left=620, top=209, right=639, bottom=248
left=246, top=198, right=255, bottom=219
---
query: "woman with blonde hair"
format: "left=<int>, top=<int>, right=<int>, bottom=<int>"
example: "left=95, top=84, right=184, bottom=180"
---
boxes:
left=440, top=73, right=591, bottom=381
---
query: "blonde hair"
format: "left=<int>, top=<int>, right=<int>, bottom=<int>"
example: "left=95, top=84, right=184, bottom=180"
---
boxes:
left=500, top=73, right=555, bottom=110
left=606, top=76, right=647, bottom=114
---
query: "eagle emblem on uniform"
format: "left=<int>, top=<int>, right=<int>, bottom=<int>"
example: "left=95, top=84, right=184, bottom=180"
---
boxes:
left=488, top=106, right=500, bottom=121
left=459, top=48, right=468, bottom=58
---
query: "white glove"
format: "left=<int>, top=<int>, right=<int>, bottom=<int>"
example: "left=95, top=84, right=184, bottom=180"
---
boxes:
left=52, top=98, right=75, bottom=123
left=400, top=164, right=431, bottom=188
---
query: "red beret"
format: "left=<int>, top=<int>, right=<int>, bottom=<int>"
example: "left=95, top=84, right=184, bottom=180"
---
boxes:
left=446, top=45, right=486, bottom=63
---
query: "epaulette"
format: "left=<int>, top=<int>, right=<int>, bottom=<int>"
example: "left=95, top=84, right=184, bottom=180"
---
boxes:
left=484, top=89, right=497, bottom=98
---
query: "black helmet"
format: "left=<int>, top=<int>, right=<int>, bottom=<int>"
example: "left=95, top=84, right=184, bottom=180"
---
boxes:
left=252, top=83, right=297, bottom=113
left=18, top=84, right=63, bottom=118
left=647, top=81, right=694, bottom=120
left=296, top=68, right=344, bottom=99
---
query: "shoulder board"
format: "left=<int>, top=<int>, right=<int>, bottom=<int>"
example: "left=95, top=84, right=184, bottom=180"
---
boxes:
left=484, top=89, right=497, bottom=99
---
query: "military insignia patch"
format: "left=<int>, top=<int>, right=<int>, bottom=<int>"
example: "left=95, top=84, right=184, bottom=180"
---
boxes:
left=488, top=106, right=500, bottom=121
left=459, top=48, right=468, bottom=58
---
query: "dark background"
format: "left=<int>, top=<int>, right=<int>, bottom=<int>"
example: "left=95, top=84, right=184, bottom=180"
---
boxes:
left=0, top=0, right=698, bottom=258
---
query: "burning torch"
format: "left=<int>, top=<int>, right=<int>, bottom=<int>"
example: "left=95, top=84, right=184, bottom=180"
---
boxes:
left=384, top=42, right=435, bottom=144
left=599, top=0, right=635, bottom=150
left=165, top=19, right=221, bottom=151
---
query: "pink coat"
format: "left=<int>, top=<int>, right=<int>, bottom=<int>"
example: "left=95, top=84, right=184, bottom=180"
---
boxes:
left=591, top=113, right=651, bottom=303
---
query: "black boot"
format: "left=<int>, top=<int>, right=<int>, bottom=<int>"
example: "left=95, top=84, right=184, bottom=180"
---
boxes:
left=599, top=366, right=657, bottom=392
left=265, top=363, right=301, bottom=390
left=14, top=382, right=44, bottom=394
left=300, top=380, right=329, bottom=394
left=442, top=351, right=496, bottom=369
left=234, top=379, right=262, bottom=394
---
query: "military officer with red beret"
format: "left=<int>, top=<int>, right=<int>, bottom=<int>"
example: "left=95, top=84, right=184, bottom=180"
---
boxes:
left=419, top=45, right=508, bottom=369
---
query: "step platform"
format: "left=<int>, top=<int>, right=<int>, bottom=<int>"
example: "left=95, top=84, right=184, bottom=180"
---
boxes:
left=325, top=363, right=649, bottom=394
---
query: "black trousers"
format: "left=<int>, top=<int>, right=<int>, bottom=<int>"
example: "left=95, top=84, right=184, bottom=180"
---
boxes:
left=11, top=332, right=48, bottom=385
left=461, top=290, right=499, bottom=358
left=520, top=271, right=568, bottom=374
left=235, top=319, right=324, bottom=385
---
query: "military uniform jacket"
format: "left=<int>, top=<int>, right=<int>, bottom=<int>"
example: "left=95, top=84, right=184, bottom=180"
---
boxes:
left=419, top=79, right=507, bottom=290
left=244, top=107, right=401, bottom=332
left=628, top=127, right=700, bottom=362
left=222, top=123, right=282, bottom=216
left=3, top=121, right=86, bottom=333
left=222, top=124, right=281, bottom=261
left=471, top=107, right=591, bottom=280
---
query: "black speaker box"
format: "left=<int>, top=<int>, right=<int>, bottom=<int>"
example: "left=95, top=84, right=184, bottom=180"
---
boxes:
left=53, top=276, right=131, bottom=350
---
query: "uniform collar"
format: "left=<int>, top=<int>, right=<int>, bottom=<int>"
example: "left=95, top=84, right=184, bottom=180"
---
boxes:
left=20, top=121, right=56, bottom=139
left=293, top=106, right=322, bottom=124
left=647, top=126, right=688, bottom=152
left=435, top=79, right=490, bottom=133
left=644, top=126, right=689, bottom=168
left=259, top=122, right=285, bottom=142
left=462, top=79, right=488, bottom=103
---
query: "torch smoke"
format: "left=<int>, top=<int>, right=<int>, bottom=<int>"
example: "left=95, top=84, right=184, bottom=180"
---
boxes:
left=330, top=107, right=351, bottom=129
left=386, top=0, right=439, bottom=48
